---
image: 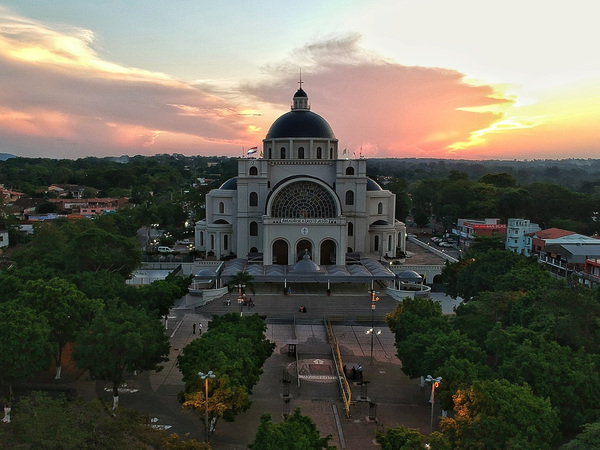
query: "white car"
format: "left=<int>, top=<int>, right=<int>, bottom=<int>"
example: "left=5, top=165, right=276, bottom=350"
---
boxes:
left=438, top=241, right=453, bottom=247
left=157, top=246, right=175, bottom=253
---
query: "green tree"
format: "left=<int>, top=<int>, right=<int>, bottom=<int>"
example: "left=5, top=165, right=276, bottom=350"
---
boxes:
left=375, top=426, right=449, bottom=450
left=74, top=301, right=170, bottom=409
left=226, top=270, right=255, bottom=296
left=441, top=379, right=560, bottom=449
left=249, top=409, right=335, bottom=450
left=561, top=422, right=600, bottom=450
left=0, top=301, right=53, bottom=422
left=17, top=277, right=103, bottom=380
left=5, top=391, right=208, bottom=449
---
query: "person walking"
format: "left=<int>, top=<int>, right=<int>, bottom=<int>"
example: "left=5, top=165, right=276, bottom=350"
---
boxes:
left=351, top=366, right=356, bottom=380
left=192, top=323, right=196, bottom=334
left=358, top=365, right=363, bottom=379
left=198, top=322, right=203, bottom=335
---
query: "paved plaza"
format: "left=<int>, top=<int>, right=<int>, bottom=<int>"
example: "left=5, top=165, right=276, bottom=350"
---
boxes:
left=22, top=286, right=461, bottom=449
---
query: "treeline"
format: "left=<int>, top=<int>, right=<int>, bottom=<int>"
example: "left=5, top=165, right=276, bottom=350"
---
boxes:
left=384, top=239, right=600, bottom=448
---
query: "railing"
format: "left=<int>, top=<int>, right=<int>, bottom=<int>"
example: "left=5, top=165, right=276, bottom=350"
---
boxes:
left=326, top=318, right=352, bottom=419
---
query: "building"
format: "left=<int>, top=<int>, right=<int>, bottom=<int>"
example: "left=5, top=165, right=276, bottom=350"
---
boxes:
left=194, top=85, right=406, bottom=270
left=505, top=218, right=541, bottom=256
left=536, top=232, right=600, bottom=279
left=454, top=218, right=507, bottom=250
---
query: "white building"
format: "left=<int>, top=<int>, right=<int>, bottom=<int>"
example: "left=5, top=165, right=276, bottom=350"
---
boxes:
left=194, top=86, right=406, bottom=270
left=505, top=218, right=541, bottom=256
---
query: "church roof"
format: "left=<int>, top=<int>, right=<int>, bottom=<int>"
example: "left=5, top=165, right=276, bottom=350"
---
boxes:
left=367, top=178, right=383, bottom=191
left=219, top=177, right=237, bottom=190
left=266, top=110, right=336, bottom=140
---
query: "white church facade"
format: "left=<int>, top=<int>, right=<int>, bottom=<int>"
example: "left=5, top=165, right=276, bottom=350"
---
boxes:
left=194, top=86, right=406, bottom=271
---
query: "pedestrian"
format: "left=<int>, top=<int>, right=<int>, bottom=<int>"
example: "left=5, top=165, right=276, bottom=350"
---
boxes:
left=343, top=364, right=348, bottom=378
left=288, top=287, right=292, bottom=296
left=198, top=323, right=203, bottom=335
left=192, top=323, right=196, bottom=334
left=351, top=366, right=356, bottom=380
left=358, top=365, right=363, bottom=379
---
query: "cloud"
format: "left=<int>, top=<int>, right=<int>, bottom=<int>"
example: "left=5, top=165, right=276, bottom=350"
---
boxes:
left=244, top=34, right=513, bottom=158
left=0, top=7, right=259, bottom=157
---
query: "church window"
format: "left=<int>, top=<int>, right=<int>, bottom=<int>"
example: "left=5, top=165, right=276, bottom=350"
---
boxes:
left=280, top=147, right=286, bottom=159
left=345, top=190, right=354, bottom=206
left=388, top=235, right=392, bottom=251
left=348, top=222, right=354, bottom=236
left=330, top=147, right=333, bottom=159
left=374, top=235, right=379, bottom=251
left=317, top=147, right=322, bottom=159
left=223, top=235, right=228, bottom=250
left=271, top=181, right=337, bottom=218
left=346, top=167, right=354, bottom=175
left=249, top=166, right=258, bottom=176
left=250, top=221, right=258, bottom=236
left=378, top=202, right=383, bottom=214
left=268, top=148, right=272, bottom=159
left=219, top=202, right=224, bottom=214
left=200, top=231, right=204, bottom=246
left=210, top=234, right=215, bottom=250
left=298, top=147, right=305, bottom=159
left=249, top=192, right=258, bottom=207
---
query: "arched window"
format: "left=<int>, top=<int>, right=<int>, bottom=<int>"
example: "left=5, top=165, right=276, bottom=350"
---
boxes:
left=345, top=190, right=354, bottom=206
left=329, top=147, right=333, bottom=159
left=298, top=147, right=304, bottom=159
left=250, top=221, right=258, bottom=236
left=249, top=192, right=258, bottom=207
left=346, top=167, right=355, bottom=175
left=210, top=234, right=215, bottom=250
left=348, top=222, right=354, bottom=236
left=249, top=166, right=258, bottom=176
left=374, top=235, right=379, bottom=251
left=268, top=148, right=272, bottom=159
left=388, top=235, right=392, bottom=251
left=271, top=181, right=337, bottom=218
left=280, top=147, right=286, bottom=159
left=200, top=231, right=204, bottom=246
left=378, top=202, right=383, bottom=214
left=317, top=147, right=322, bottom=159
left=223, top=235, right=228, bottom=250
left=219, top=202, right=224, bottom=214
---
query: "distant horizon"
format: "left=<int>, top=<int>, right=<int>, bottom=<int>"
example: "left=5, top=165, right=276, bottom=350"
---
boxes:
left=1, top=2, right=599, bottom=160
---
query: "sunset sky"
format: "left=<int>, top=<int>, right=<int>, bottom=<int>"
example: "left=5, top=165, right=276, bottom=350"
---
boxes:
left=0, top=0, right=598, bottom=160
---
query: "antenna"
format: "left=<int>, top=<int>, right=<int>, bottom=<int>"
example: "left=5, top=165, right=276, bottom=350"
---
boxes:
left=298, top=68, right=303, bottom=89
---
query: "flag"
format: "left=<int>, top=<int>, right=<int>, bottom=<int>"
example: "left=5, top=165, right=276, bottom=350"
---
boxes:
left=247, top=147, right=258, bottom=155
left=342, top=148, right=347, bottom=155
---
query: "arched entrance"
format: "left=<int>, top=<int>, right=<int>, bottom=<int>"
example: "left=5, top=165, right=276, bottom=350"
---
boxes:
left=273, top=240, right=289, bottom=265
left=320, top=239, right=336, bottom=265
left=296, top=239, right=312, bottom=261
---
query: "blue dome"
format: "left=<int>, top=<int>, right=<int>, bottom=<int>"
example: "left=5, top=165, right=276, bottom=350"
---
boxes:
left=219, top=177, right=237, bottom=190
left=367, top=178, right=382, bottom=191
left=266, top=110, right=336, bottom=139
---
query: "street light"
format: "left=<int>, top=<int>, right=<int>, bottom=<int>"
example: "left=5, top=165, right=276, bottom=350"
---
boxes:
left=368, top=290, right=379, bottom=364
left=198, top=370, right=216, bottom=443
left=235, top=284, right=245, bottom=317
left=425, top=375, right=442, bottom=433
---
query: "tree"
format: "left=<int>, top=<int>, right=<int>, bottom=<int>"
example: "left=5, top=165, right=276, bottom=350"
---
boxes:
left=177, top=313, right=275, bottom=436
left=0, top=301, right=53, bottom=422
left=226, top=270, right=255, bottom=296
left=375, top=426, right=449, bottom=450
left=17, top=277, right=103, bottom=379
left=4, top=391, right=208, bottom=449
left=74, top=301, right=170, bottom=409
left=249, top=409, right=335, bottom=450
left=561, top=422, right=600, bottom=450
left=441, top=379, right=560, bottom=449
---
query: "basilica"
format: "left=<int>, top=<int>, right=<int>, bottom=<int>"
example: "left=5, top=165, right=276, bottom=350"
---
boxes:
left=194, top=85, right=406, bottom=279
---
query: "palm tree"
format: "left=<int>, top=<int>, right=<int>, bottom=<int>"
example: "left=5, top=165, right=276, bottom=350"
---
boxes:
left=226, top=271, right=255, bottom=297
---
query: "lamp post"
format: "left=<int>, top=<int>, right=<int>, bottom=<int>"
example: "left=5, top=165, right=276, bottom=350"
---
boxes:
left=368, top=290, right=379, bottom=364
left=235, top=284, right=245, bottom=316
left=198, top=370, right=216, bottom=443
left=425, top=375, right=442, bottom=433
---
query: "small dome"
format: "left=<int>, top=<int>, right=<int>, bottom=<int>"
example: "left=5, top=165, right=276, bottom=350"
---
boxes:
left=290, top=253, right=325, bottom=273
left=266, top=110, right=336, bottom=140
left=213, top=219, right=230, bottom=224
left=195, top=269, right=217, bottom=278
left=294, top=88, right=308, bottom=98
left=372, top=219, right=390, bottom=226
left=219, top=177, right=237, bottom=190
left=367, top=178, right=382, bottom=191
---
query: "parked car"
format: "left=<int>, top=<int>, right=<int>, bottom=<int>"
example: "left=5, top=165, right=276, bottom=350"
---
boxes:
left=157, top=246, right=175, bottom=253
left=177, top=239, right=192, bottom=245
left=438, top=241, right=453, bottom=247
